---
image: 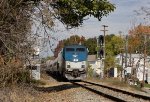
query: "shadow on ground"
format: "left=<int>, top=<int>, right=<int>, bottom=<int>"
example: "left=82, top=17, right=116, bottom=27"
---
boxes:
left=46, top=71, right=68, bottom=82
left=34, top=84, right=79, bottom=93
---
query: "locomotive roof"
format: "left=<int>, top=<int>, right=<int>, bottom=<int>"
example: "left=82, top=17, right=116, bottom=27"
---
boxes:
left=64, top=44, right=86, bottom=48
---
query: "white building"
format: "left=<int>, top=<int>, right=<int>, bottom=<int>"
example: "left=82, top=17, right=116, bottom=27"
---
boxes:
left=116, top=53, right=150, bottom=83
left=87, top=55, right=97, bottom=70
left=87, top=55, right=104, bottom=78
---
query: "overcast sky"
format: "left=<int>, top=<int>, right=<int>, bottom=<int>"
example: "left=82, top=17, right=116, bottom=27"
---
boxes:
left=40, top=0, right=150, bottom=57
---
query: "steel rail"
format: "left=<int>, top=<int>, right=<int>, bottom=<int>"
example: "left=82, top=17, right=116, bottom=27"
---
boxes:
left=71, top=82, right=126, bottom=102
left=82, top=80, right=150, bottom=101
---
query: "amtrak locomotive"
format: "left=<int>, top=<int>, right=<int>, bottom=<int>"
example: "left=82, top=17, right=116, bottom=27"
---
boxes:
left=46, top=44, right=88, bottom=80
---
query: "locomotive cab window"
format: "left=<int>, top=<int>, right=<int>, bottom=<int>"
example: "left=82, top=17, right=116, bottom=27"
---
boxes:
left=76, top=48, right=85, bottom=51
left=66, top=48, right=75, bottom=51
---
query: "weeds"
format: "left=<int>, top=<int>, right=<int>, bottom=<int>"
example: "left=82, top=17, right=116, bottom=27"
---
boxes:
left=87, top=65, right=94, bottom=78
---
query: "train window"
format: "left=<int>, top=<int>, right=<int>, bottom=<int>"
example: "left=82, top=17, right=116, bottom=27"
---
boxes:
left=66, top=48, right=75, bottom=51
left=76, top=48, right=85, bottom=51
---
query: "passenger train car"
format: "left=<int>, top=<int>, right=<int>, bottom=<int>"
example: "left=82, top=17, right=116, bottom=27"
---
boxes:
left=46, top=44, right=88, bottom=80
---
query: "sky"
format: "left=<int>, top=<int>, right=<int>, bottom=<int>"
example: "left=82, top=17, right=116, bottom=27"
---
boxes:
left=53, top=0, right=150, bottom=39
left=40, top=0, right=150, bottom=57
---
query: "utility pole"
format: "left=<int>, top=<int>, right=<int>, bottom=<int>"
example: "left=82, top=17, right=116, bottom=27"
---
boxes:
left=124, top=35, right=128, bottom=82
left=121, top=48, right=124, bottom=79
left=97, top=37, right=99, bottom=58
left=101, top=25, right=108, bottom=59
left=142, top=35, right=146, bottom=87
left=119, top=31, right=124, bottom=80
left=100, top=25, right=108, bottom=78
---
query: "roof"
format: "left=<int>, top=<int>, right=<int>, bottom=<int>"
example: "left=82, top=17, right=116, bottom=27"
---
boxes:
left=64, top=44, right=86, bottom=48
left=88, top=55, right=97, bottom=61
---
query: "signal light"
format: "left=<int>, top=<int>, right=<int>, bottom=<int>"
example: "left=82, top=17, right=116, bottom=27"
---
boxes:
left=98, top=35, right=104, bottom=45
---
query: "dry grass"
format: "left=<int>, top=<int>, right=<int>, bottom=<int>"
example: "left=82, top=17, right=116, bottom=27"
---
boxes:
left=0, top=85, right=37, bottom=102
left=0, top=71, right=53, bottom=102
left=85, top=77, right=140, bottom=92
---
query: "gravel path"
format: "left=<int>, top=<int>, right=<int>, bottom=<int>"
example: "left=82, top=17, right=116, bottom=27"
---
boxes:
left=36, top=72, right=113, bottom=102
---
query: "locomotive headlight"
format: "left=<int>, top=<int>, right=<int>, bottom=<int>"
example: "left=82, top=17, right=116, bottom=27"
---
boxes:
left=66, top=61, right=70, bottom=65
left=66, top=61, right=70, bottom=68
left=73, top=59, right=78, bottom=62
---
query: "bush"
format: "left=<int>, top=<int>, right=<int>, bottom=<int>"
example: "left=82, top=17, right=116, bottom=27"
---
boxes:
left=16, top=70, right=31, bottom=84
left=87, top=65, right=94, bottom=78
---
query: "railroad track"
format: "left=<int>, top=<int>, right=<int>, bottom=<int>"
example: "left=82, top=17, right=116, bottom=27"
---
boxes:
left=71, top=80, right=150, bottom=102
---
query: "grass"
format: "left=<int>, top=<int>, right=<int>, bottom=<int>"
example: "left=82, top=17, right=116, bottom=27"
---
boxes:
left=87, top=77, right=129, bottom=87
left=30, top=79, right=46, bottom=85
left=101, top=78, right=129, bottom=87
left=144, top=83, right=150, bottom=88
left=86, top=77, right=148, bottom=92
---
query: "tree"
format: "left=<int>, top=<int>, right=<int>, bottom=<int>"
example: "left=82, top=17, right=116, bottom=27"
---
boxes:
left=105, top=34, right=124, bottom=56
left=105, top=56, right=115, bottom=77
left=0, top=0, right=115, bottom=85
left=135, top=6, right=150, bottom=24
left=83, top=37, right=97, bottom=55
left=51, top=0, right=115, bottom=28
left=128, top=24, right=150, bottom=87
left=54, top=40, right=64, bottom=57
left=53, top=35, right=98, bottom=56
left=129, top=24, right=150, bottom=54
left=53, top=35, right=85, bottom=57
left=103, top=34, right=124, bottom=77
left=0, top=0, right=39, bottom=86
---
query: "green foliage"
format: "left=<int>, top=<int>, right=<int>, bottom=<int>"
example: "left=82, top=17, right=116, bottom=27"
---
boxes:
left=105, top=34, right=124, bottom=56
left=87, top=65, right=93, bottom=78
left=54, top=34, right=124, bottom=57
left=105, top=56, right=115, bottom=71
left=63, top=35, right=82, bottom=46
left=83, top=37, right=97, bottom=55
left=54, top=35, right=97, bottom=56
left=41, top=58, right=46, bottom=63
left=51, top=0, right=115, bottom=28
left=115, top=64, right=123, bottom=72
left=30, top=79, right=46, bottom=85
left=104, top=34, right=124, bottom=74
left=144, top=83, right=150, bottom=88
left=17, top=70, right=31, bottom=83
left=41, top=56, right=54, bottom=63
left=53, top=35, right=86, bottom=57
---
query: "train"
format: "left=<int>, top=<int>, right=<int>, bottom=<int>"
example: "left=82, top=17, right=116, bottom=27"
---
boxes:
left=46, top=44, right=88, bottom=80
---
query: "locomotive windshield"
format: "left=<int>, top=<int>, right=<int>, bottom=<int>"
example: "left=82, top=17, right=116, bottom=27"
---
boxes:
left=76, top=48, right=85, bottom=51
left=66, top=48, right=75, bottom=51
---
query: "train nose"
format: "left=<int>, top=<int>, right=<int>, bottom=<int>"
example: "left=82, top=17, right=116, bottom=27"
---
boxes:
left=72, top=69, right=79, bottom=78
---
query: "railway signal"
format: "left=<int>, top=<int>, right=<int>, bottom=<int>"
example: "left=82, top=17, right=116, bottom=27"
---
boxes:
left=98, top=35, right=104, bottom=46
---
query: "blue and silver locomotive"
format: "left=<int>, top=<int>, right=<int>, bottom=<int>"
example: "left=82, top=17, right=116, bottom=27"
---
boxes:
left=46, top=44, right=88, bottom=80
